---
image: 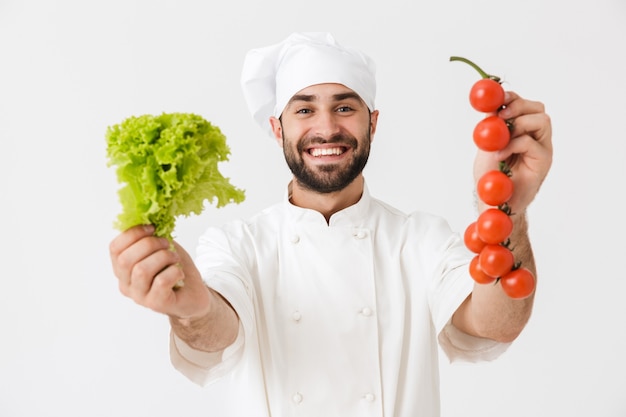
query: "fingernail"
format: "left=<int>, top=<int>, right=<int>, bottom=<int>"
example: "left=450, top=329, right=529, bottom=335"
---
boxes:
left=143, top=224, right=155, bottom=234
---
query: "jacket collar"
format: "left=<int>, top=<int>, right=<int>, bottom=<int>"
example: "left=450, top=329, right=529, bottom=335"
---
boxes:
left=284, top=180, right=371, bottom=227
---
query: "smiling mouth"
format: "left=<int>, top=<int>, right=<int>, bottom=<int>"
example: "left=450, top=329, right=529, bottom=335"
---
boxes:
left=308, top=146, right=348, bottom=157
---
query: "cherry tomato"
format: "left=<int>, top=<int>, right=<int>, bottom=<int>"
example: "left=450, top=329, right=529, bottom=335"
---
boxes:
left=476, top=208, right=513, bottom=244
left=464, top=221, right=487, bottom=254
left=469, top=78, right=505, bottom=113
left=479, top=244, right=514, bottom=278
left=477, top=170, right=514, bottom=206
left=473, top=115, right=510, bottom=152
left=500, top=267, right=535, bottom=299
left=469, top=255, right=497, bottom=284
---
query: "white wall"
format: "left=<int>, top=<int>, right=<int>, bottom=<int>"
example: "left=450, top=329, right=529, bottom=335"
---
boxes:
left=1, top=0, right=625, bottom=416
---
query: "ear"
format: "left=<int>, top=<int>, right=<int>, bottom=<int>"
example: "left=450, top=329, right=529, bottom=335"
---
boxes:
left=269, top=116, right=283, bottom=147
left=369, top=110, right=379, bottom=140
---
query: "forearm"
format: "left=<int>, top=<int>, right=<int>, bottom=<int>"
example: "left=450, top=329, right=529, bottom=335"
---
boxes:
left=169, top=288, right=240, bottom=352
left=453, top=212, right=536, bottom=343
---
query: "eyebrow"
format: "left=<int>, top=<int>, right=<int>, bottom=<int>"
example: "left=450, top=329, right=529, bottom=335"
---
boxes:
left=288, top=91, right=363, bottom=105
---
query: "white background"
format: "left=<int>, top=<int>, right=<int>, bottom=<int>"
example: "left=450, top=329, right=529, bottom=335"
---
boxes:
left=1, top=0, right=625, bottom=416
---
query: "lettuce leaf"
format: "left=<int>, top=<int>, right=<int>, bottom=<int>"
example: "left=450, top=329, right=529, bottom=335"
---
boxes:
left=106, top=113, right=245, bottom=239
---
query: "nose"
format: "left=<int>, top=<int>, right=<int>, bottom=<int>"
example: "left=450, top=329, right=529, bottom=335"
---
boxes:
left=314, top=111, right=341, bottom=139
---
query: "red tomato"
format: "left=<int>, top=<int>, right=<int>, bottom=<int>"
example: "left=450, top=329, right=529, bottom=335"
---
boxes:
left=476, top=208, right=513, bottom=244
left=469, top=255, right=497, bottom=284
left=477, top=170, right=514, bottom=206
left=464, top=221, right=487, bottom=254
left=500, top=267, right=535, bottom=299
left=469, top=79, right=505, bottom=113
left=473, top=115, right=510, bottom=152
left=479, top=244, right=514, bottom=278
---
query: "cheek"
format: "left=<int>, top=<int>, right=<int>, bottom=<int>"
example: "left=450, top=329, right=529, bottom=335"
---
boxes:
left=280, top=125, right=304, bottom=149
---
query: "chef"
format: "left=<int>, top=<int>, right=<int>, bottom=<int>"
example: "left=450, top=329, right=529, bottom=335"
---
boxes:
left=109, top=32, right=553, bottom=417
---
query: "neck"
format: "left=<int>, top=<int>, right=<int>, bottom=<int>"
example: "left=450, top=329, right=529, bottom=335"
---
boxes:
left=289, top=175, right=364, bottom=223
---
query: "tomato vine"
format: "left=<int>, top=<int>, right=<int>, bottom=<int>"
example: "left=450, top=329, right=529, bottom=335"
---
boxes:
left=451, top=56, right=535, bottom=299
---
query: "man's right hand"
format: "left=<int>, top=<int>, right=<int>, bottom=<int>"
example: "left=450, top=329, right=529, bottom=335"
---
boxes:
left=109, top=224, right=211, bottom=320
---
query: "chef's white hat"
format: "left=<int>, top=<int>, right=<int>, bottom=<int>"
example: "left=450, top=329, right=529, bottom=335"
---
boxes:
left=241, top=32, right=376, bottom=136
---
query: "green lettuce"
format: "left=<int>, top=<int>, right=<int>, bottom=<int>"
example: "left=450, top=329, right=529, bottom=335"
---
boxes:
left=106, top=113, right=245, bottom=239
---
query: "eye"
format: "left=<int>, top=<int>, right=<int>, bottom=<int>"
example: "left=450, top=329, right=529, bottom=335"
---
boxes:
left=296, top=108, right=312, bottom=114
left=336, top=106, right=353, bottom=113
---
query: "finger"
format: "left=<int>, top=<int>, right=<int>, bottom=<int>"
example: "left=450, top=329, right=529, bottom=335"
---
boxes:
left=109, top=224, right=155, bottom=258
left=142, top=263, right=187, bottom=312
left=498, top=91, right=545, bottom=120
left=499, top=133, right=546, bottom=159
left=110, top=225, right=156, bottom=278
left=115, top=234, right=171, bottom=289
left=507, top=112, right=553, bottom=146
left=492, top=132, right=553, bottom=186
left=126, top=246, right=181, bottom=300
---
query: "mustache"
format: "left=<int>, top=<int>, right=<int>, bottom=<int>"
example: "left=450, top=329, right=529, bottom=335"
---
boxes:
left=297, top=133, right=358, bottom=152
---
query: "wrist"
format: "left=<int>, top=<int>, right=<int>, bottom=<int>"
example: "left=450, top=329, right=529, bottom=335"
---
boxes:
left=168, top=287, right=239, bottom=353
left=510, top=210, right=529, bottom=234
left=169, top=284, right=213, bottom=325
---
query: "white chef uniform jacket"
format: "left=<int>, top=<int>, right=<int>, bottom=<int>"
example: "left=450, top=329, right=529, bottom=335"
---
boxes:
left=170, top=183, right=510, bottom=417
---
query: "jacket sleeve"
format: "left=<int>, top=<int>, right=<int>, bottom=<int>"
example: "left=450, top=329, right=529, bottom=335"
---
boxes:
left=438, top=318, right=511, bottom=363
left=170, top=322, right=245, bottom=386
left=169, top=221, right=256, bottom=385
left=423, top=214, right=511, bottom=362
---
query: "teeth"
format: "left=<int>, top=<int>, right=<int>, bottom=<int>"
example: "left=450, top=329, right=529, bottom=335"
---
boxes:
left=310, top=147, right=344, bottom=157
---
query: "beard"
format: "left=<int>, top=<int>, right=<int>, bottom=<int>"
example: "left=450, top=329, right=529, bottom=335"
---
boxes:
left=282, top=128, right=371, bottom=194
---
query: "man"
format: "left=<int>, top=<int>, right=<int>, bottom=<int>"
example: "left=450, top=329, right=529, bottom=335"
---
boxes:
left=109, top=32, right=553, bottom=416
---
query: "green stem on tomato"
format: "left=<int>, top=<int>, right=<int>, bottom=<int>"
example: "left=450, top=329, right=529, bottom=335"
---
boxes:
left=499, top=161, right=512, bottom=176
left=449, top=56, right=501, bottom=82
left=505, top=118, right=515, bottom=132
left=497, top=202, right=512, bottom=216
